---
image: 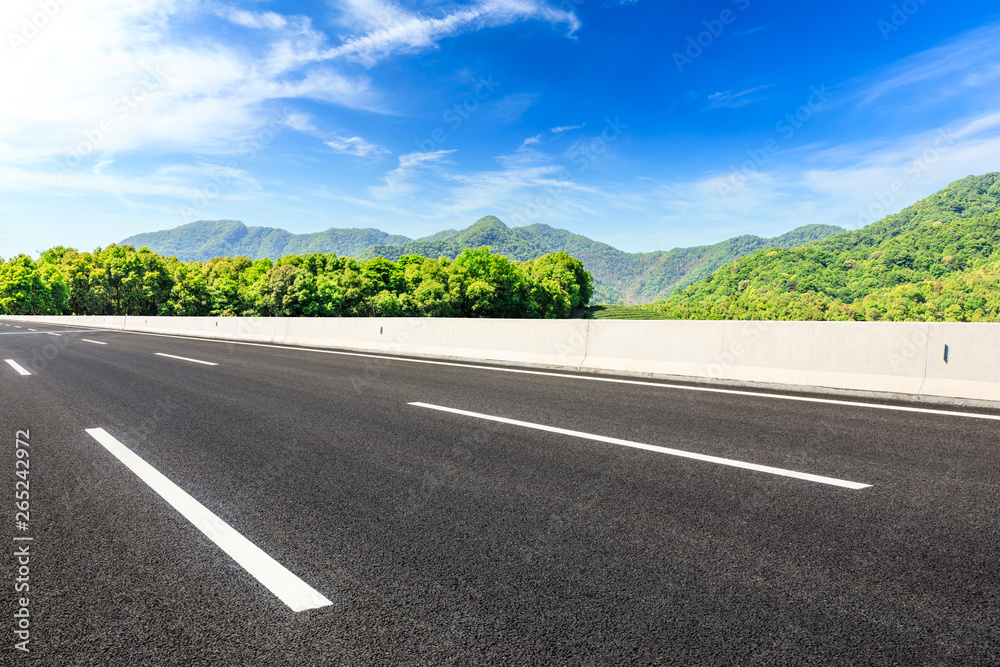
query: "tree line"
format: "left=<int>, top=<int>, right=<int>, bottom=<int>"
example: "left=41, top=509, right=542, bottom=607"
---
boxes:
left=0, top=245, right=593, bottom=319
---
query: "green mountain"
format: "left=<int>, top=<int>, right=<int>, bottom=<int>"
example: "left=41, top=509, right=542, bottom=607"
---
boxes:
left=650, top=173, right=1000, bottom=321
left=121, top=220, right=409, bottom=263
left=123, top=218, right=842, bottom=304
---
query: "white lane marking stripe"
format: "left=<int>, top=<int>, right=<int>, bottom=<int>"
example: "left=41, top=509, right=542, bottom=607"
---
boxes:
left=154, top=352, right=218, bottom=366
left=4, top=359, right=31, bottom=376
left=30, top=326, right=1000, bottom=422
left=81, top=339, right=107, bottom=345
left=27, top=328, right=36, bottom=331
left=410, top=402, right=872, bottom=490
left=84, top=428, right=332, bottom=612
left=0, top=329, right=99, bottom=336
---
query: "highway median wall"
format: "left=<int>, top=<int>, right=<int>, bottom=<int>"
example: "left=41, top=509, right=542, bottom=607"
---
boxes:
left=4, top=315, right=998, bottom=406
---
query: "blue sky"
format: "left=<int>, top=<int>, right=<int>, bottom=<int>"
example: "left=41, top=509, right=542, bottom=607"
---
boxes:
left=2, top=0, right=999, bottom=257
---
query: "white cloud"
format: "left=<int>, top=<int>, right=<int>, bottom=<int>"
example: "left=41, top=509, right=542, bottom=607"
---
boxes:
left=953, top=111, right=1000, bottom=139
left=324, top=134, right=390, bottom=157
left=490, top=92, right=541, bottom=121
left=323, top=1, right=581, bottom=66
left=0, top=0, right=382, bottom=171
left=284, top=112, right=318, bottom=133
left=551, top=122, right=585, bottom=134
left=283, top=109, right=389, bottom=158
left=92, top=160, right=115, bottom=176
left=370, top=149, right=456, bottom=198
left=334, top=0, right=415, bottom=31
left=704, top=86, right=769, bottom=110
left=213, top=5, right=288, bottom=30
left=0, top=0, right=578, bottom=173
left=731, top=24, right=772, bottom=38
left=0, top=162, right=224, bottom=200
left=853, top=21, right=1000, bottom=108
left=496, top=148, right=548, bottom=169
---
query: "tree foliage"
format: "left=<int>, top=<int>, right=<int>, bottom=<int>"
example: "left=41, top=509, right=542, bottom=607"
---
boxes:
left=0, top=244, right=593, bottom=319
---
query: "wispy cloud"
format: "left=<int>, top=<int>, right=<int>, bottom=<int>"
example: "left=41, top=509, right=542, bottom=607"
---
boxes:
left=212, top=5, right=288, bottom=31
left=324, top=134, right=390, bottom=157
left=952, top=111, right=1000, bottom=139
left=551, top=122, right=586, bottom=134
left=491, top=92, right=541, bottom=121
left=853, top=21, right=1000, bottom=107
left=496, top=147, right=548, bottom=169
left=430, top=162, right=601, bottom=225
left=731, top=24, right=772, bottom=37
left=322, top=0, right=581, bottom=66
left=370, top=149, right=455, bottom=198
left=704, top=86, right=770, bottom=110
left=0, top=160, right=257, bottom=201
left=519, top=134, right=544, bottom=148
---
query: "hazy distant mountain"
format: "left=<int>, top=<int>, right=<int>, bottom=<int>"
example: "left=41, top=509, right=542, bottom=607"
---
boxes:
left=122, top=217, right=843, bottom=304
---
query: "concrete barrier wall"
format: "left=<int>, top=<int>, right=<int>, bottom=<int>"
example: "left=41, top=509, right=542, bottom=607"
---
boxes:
left=581, top=320, right=726, bottom=380
left=578, top=320, right=934, bottom=396
left=4, top=315, right=998, bottom=406
left=280, top=318, right=592, bottom=368
left=715, top=321, right=931, bottom=396
left=921, top=323, right=1000, bottom=402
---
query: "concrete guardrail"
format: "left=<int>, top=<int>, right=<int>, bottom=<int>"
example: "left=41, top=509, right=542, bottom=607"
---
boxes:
left=4, top=315, right=998, bottom=406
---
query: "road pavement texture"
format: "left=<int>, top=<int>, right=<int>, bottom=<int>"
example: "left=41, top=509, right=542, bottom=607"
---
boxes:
left=2, top=319, right=999, bottom=665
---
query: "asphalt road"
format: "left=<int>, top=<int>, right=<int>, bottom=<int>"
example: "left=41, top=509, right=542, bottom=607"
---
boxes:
left=2, top=318, right=1000, bottom=665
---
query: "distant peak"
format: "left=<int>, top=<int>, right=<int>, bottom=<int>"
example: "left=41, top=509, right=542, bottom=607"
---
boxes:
left=470, top=215, right=508, bottom=229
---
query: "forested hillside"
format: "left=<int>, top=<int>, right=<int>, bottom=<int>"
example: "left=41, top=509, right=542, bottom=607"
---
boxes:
left=0, top=246, right=592, bottom=319
left=124, top=216, right=842, bottom=304
left=644, top=173, right=1000, bottom=321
